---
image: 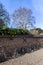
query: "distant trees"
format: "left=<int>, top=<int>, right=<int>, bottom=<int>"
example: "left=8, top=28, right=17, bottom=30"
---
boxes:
left=36, top=28, right=43, bottom=34
left=0, top=3, right=10, bottom=28
left=13, top=7, right=35, bottom=29
left=0, top=3, right=35, bottom=30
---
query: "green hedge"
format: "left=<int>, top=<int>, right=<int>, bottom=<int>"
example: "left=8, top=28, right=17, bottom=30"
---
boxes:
left=0, top=28, right=33, bottom=36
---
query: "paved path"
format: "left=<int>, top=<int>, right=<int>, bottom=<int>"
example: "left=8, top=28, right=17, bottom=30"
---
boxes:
left=35, top=60, right=43, bottom=65
left=0, top=48, right=43, bottom=65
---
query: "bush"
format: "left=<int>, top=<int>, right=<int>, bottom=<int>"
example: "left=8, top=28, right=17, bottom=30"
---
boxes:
left=0, top=28, right=33, bottom=36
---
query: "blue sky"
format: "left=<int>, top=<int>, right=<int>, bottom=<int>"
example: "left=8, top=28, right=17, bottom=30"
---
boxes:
left=0, top=0, right=43, bottom=29
left=0, top=0, right=33, bottom=14
left=32, top=0, right=43, bottom=29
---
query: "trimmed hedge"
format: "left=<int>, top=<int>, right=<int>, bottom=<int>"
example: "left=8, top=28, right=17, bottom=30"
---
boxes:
left=0, top=28, right=33, bottom=36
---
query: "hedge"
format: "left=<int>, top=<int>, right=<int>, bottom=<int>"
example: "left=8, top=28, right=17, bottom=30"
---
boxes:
left=0, top=28, right=33, bottom=36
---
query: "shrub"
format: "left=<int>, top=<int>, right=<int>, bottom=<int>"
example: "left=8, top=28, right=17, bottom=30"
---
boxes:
left=0, top=28, right=33, bottom=36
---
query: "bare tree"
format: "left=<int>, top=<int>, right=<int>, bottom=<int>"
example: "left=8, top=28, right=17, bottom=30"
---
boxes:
left=0, top=3, right=10, bottom=28
left=13, top=7, right=35, bottom=29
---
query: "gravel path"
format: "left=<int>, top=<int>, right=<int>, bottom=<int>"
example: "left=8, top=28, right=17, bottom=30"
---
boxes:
left=35, top=60, right=43, bottom=65
left=0, top=48, right=43, bottom=65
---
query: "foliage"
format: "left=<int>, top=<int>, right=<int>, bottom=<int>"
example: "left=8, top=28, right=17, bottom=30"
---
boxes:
left=0, top=27, right=43, bottom=36
left=35, top=28, right=43, bottom=34
left=0, top=3, right=10, bottom=28
left=0, top=28, right=33, bottom=36
left=13, top=7, right=35, bottom=29
left=0, top=19, right=5, bottom=28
